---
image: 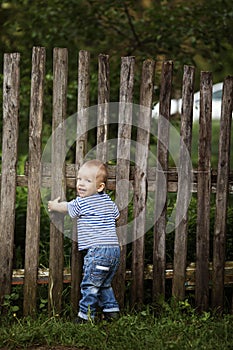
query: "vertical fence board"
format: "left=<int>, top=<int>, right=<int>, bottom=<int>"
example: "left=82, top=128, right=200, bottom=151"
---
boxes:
left=153, top=61, right=173, bottom=299
left=131, top=59, right=155, bottom=307
left=195, top=72, right=212, bottom=312
left=97, top=54, right=110, bottom=162
left=172, top=65, right=195, bottom=300
left=71, top=50, right=90, bottom=313
left=23, top=47, right=46, bottom=316
left=114, top=56, right=135, bottom=308
left=212, top=76, right=233, bottom=313
left=0, top=53, right=20, bottom=303
left=75, top=50, right=90, bottom=166
left=48, top=48, right=68, bottom=314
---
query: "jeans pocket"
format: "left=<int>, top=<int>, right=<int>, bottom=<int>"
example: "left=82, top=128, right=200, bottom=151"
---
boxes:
left=90, top=259, right=111, bottom=287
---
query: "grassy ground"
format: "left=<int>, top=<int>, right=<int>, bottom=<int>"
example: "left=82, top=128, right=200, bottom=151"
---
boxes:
left=1, top=302, right=233, bottom=350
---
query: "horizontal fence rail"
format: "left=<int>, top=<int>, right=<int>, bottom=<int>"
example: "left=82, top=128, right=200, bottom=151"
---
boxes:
left=11, top=262, right=233, bottom=290
left=21, top=163, right=233, bottom=193
left=0, top=46, right=233, bottom=316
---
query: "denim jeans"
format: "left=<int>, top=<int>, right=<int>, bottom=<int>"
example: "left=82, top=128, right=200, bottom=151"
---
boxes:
left=78, top=246, right=121, bottom=320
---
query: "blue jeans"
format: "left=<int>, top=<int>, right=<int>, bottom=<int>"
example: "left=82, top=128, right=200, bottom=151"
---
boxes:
left=78, top=246, right=121, bottom=320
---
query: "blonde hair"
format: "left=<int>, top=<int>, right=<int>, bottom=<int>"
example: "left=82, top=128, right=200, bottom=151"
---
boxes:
left=82, top=159, right=108, bottom=184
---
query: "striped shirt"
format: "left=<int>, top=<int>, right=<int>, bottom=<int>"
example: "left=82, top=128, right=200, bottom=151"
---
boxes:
left=67, top=193, right=119, bottom=250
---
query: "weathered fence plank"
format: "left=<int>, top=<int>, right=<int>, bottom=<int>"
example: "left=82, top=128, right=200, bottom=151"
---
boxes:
left=23, top=47, right=46, bottom=316
left=195, top=72, right=213, bottom=312
left=71, top=50, right=90, bottom=314
left=48, top=48, right=68, bottom=314
left=75, top=50, right=90, bottom=165
left=153, top=61, right=173, bottom=299
left=0, top=53, right=20, bottom=303
left=114, top=56, right=135, bottom=308
left=212, top=76, right=233, bottom=313
left=172, top=65, right=195, bottom=300
left=131, top=59, right=155, bottom=307
left=97, top=54, right=110, bottom=162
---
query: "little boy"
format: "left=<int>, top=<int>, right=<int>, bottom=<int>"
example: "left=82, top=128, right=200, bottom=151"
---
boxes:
left=48, top=159, right=120, bottom=323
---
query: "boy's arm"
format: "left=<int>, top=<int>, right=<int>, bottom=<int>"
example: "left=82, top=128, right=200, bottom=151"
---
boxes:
left=48, top=196, right=68, bottom=214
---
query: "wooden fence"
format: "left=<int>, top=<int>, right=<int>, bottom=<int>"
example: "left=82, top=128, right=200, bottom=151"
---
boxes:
left=0, top=47, right=233, bottom=316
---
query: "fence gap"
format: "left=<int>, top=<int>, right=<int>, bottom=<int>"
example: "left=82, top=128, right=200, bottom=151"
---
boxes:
left=23, top=47, right=46, bottom=316
left=48, top=48, right=68, bottom=315
left=0, top=53, right=20, bottom=303
left=153, top=60, right=173, bottom=300
left=212, top=76, right=233, bottom=313
left=114, top=56, right=135, bottom=308
left=131, top=59, right=155, bottom=307
left=70, top=50, right=90, bottom=314
left=172, top=65, right=195, bottom=300
left=195, top=72, right=212, bottom=312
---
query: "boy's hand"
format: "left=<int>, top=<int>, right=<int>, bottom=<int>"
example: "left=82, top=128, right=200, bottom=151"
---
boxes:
left=48, top=197, right=68, bottom=214
left=48, top=196, right=61, bottom=212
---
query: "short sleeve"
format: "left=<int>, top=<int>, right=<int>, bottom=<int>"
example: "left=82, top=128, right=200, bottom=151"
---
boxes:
left=113, top=202, right=120, bottom=220
left=67, top=197, right=81, bottom=218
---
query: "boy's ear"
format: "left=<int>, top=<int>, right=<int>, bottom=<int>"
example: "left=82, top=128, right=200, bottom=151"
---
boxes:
left=97, top=182, right=105, bottom=192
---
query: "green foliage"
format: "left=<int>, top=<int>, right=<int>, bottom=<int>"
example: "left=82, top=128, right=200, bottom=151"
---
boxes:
left=143, top=192, right=233, bottom=267
left=1, top=292, right=20, bottom=316
left=1, top=304, right=233, bottom=349
left=1, top=0, right=233, bottom=95
left=1, top=0, right=233, bottom=159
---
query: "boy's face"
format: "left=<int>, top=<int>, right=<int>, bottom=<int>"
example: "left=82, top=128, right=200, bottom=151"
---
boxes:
left=76, top=164, right=105, bottom=197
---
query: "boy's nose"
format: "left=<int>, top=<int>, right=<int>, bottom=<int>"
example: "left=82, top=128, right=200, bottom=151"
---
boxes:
left=77, top=179, right=83, bottom=187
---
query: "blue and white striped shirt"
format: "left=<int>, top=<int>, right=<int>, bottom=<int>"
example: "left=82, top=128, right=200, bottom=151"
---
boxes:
left=67, top=193, right=119, bottom=250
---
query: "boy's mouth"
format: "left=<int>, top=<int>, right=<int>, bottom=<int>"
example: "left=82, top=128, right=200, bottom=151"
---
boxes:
left=78, top=188, right=86, bottom=196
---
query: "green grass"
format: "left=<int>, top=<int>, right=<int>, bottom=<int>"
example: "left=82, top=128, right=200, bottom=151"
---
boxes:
left=1, top=302, right=233, bottom=350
